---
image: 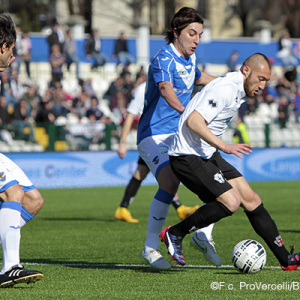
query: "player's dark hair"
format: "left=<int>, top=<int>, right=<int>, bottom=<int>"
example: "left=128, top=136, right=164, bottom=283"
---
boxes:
left=0, top=15, right=16, bottom=48
left=165, top=7, right=204, bottom=44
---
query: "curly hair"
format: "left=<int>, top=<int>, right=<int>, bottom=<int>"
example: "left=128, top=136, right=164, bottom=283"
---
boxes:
left=0, top=15, right=16, bottom=48
left=165, top=7, right=204, bottom=44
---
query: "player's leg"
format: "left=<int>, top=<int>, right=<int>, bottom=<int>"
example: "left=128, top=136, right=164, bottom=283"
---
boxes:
left=0, top=154, right=43, bottom=287
left=160, top=155, right=239, bottom=265
left=20, top=188, right=44, bottom=227
left=172, top=193, right=200, bottom=220
left=139, top=135, right=179, bottom=269
left=230, top=177, right=299, bottom=270
left=115, top=157, right=149, bottom=223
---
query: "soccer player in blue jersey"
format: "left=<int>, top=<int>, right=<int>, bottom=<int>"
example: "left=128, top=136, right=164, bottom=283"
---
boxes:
left=138, top=7, right=221, bottom=269
left=0, top=15, right=44, bottom=287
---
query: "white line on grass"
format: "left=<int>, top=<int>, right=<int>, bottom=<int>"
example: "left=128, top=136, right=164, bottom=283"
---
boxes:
left=24, top=262, right=281, bottom=269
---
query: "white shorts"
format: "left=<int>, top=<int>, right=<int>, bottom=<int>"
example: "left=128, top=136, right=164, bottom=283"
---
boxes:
left=138, top=133, right=175, bottom=178
left=0, top=153, right=35, bottom=193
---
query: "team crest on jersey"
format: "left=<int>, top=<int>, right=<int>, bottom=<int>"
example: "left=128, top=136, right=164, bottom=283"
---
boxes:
left=214, top=172, right=225, bottom=184
left=0, top=172, right=6, bottom=181
left=158, top=145, right=168, bottom=155
left=152, top=156, right=159, bottom=165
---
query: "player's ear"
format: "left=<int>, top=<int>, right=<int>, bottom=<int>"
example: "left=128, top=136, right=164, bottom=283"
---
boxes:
left=0, top=43, right=7, bottom=54
left=173, top=28, right=179, bottom=39
left=241, top=65, right=251, bottom=78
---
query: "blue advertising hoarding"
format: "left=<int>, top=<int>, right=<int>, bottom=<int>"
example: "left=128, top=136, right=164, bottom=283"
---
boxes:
left=5, top=148, right=300, bottom=189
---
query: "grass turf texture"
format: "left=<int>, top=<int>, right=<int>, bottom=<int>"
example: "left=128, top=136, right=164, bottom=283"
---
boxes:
left=1, top=181, right=299, bottom=299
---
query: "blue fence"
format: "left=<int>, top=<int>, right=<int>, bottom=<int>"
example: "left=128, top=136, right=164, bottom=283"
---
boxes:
left=30, top=35, right=295, bottom=66
left=6, top=148, right=300, bottom=189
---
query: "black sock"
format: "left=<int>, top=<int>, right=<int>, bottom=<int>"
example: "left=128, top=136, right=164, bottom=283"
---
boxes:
left=171, top=194, right=181, bottom=210
left=169, top=201, right=233, bottom=238
left=120, top=177, right=142, bottom=208
left=246, top=203, right=289, bottom=267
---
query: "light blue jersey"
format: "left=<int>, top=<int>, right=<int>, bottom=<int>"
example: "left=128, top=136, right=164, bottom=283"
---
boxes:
left=137, top=43, right=201, bottom=144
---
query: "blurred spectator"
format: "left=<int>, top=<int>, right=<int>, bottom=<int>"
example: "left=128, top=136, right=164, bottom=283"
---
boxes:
left=35, top=98, right=56, bottom=123
left=135, top=65, right=146, bottom=82
left=10, top=72, right=24, bottom=102
left=51, top=81, right=72, bottom=118
left=277, top=32, right=298, bottom=69
left=233, top=116, right=250, bottom=144
left=86, top=96, right=104, bottom=121
left=64, top=29, right=79, bottom=78
left=50, top=44, right=66, bottom=86
left=292, top=89, right=300, bottom=123
left=20, top=32, right=32, bottom=78
left=103, top=73, right=125, bottom=104
left=0, top=96, right=11, bottom=124
left=278, top=95, right=290, bottom=129
left=85, top=29, right=108, bottom=70
left=227, top=50, right=239, bottom=72
left=113, top=31, right=135, bottom=66
left=12, top=99, right=35, bottom=142
left=22, top=85, right=40, bottom=115
left=47, top=22, right=65, bottom=54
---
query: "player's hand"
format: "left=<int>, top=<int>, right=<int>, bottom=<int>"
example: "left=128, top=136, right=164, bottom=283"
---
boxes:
left=222, top=143, right=253, bottom=158
left=117, top=143, right=127, bottom=159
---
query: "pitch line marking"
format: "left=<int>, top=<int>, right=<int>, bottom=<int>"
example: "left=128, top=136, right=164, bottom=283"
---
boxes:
left=24, top=262, right=281, bottom=269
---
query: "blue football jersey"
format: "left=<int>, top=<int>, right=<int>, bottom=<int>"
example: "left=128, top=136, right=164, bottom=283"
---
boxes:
left=137, top=43, right=201, bottom=144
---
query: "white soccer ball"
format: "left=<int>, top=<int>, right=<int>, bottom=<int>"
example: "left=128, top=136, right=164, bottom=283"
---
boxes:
left=231, top=239, right=267, bottom=273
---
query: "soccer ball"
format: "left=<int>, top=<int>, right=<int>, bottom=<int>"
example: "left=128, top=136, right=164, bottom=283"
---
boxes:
left=231, top=239, right=267, bottom=273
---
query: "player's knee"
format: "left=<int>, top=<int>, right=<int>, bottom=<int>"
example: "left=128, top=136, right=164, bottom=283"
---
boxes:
left=230, top=194, right=241, bottom=212
left=241, top=191, right=261, bottom=211
left=2, top=185, right=25, bottom=203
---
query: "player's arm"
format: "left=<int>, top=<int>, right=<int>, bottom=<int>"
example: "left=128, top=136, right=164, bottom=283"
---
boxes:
left=186, top=110, right=252, bottom=158
left=117, top=112, right=136, bottom=159
left=195, top=72, right=216, bottom=86
left=158, top=81, right=185, bottom=114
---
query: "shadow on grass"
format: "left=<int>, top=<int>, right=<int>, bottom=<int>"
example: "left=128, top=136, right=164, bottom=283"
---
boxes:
left=280, top=229, right=300, bottom=234
left=23, top=258, right=229, bottom=273
left=41, top=217, right=115, bottom=222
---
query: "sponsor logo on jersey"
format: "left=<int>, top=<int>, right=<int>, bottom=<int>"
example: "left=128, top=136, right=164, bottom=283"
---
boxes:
left=178, top=70, right=187, bottom=76
left=158, top=145, right=168, bottom=155
left=214, top=172, right=225, bottom=183
left=274, top=235, right=283, bottom=247
left=152, top=156, right=159, bottom=165
left=0, top=172, right=6, bottom=181
left=161, top=57, right=170, bottom=61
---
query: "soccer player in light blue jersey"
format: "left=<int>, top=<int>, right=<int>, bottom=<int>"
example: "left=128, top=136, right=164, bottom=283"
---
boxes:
left=0, top=15, right=44, bottom=288
left=138, top=7, right=221, bottom=269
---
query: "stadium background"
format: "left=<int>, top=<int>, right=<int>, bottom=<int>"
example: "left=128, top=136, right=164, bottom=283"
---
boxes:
left=1, top=0, right=300, bottom=189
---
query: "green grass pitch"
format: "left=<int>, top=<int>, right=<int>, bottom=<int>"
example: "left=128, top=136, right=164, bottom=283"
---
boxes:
left=1, top=181, right=299, bottom=299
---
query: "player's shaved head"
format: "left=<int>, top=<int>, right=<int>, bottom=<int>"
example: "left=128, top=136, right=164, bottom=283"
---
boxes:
left=242, top=53, right=271, bottom=72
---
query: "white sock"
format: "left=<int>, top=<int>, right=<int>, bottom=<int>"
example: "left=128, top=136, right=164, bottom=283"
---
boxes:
left=195, top=223, right=215, bottom=241
left=144, top=188, right=173, bottom=253
left=0, top=201, right=22, bottom=273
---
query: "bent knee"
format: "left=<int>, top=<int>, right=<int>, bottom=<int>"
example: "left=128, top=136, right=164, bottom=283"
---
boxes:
left=229, top=194, right=241, bottom=212
left=241, top=191, right=261, bottom=211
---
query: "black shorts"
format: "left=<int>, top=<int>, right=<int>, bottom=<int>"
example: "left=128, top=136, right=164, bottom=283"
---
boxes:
left=169, top=151, right=242, bottom=203
left=137, top=156, right=147, bottom=166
